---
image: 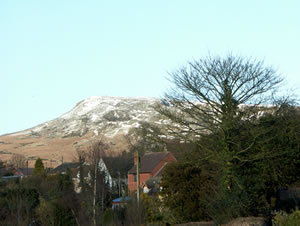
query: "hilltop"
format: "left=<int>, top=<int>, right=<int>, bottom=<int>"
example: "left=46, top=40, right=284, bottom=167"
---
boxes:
left=0, top=96, right=166, bottom=167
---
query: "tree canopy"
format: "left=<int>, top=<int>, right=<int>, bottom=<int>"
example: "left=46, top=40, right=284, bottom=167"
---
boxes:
left=157, top=55, right=283, bottom=137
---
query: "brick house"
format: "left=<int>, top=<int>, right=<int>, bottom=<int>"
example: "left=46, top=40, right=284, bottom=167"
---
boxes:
left=128, top=152, right=176, bottom=192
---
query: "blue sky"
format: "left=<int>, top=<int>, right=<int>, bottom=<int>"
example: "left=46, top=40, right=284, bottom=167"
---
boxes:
left=1, top=0, right=299, bottom=135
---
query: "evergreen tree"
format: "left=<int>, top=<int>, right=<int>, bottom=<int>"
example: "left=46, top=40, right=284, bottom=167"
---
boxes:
left=33, top=158, right=45, bottom=176
left=160, top=150, right=216, bottom=223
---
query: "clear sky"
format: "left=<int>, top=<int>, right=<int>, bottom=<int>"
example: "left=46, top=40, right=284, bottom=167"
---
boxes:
left=1, top=0, right=299, bottom=135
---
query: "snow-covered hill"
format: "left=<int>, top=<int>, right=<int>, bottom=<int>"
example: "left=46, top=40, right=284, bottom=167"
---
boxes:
left=11, top=96, right=163, bottom=139
left=0, top=96, right=168, bottom=166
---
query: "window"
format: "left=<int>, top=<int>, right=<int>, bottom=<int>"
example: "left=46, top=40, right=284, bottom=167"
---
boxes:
left=134, top=174, right=137, bottom=182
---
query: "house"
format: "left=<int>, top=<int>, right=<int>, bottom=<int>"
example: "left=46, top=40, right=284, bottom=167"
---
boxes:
left=278, top=187, right=300, bottom=211
left=128, top=152, right=176, bottom=193
left=15, top=168, right=34, bottom=177
left=0, top=166, right=34, bottom=184
left=52, top=159, right=113, bottom=193
left=0, top=166, right=33, bottom=178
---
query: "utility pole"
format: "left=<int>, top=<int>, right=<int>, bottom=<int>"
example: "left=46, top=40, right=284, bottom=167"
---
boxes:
left=136, top=151, right=140, bottom=204
left=118, top=171, right=121, bottom=197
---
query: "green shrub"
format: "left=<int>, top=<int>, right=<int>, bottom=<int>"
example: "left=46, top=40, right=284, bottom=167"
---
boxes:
left=273, top=210, right=300, bottom=226
left=103, top=208, right=113, bottom=225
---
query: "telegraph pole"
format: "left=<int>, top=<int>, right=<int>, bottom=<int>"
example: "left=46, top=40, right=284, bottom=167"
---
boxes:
left=118, top=171, right=121, bottom=197
left=136, top=151, right=140, bottom=204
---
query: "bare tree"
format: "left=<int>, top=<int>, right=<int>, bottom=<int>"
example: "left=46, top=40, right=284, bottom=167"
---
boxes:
left=10, top=154, right=26, bottom=168
left=86, top=141, right=110, bottom=226
left=158, top=55, right=282, bottom=135
left=74, top=149, right=87, bottom=193
left=156, top=54, right=284, bottom=188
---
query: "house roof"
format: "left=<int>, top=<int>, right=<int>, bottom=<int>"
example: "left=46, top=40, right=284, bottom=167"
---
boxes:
left=0, top=168, right=7, bottom=177
left=70, top=165, right=90, bottom=178
left=51, top=162, right=80, bottom=174
left=0, top=167, right=34, bottom=177
left=279, top=187, right=300, bottom=200
left=153, top=162, right=168, bottom=177
left=128, top=152, right=170, bottom=174
left=112, top=197, right=131, bottom=203
left=18, top=168, right=34, bottom=176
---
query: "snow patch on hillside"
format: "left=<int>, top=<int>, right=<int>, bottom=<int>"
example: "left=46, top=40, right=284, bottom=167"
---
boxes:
left=10, top=96, right=164, bottom=139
